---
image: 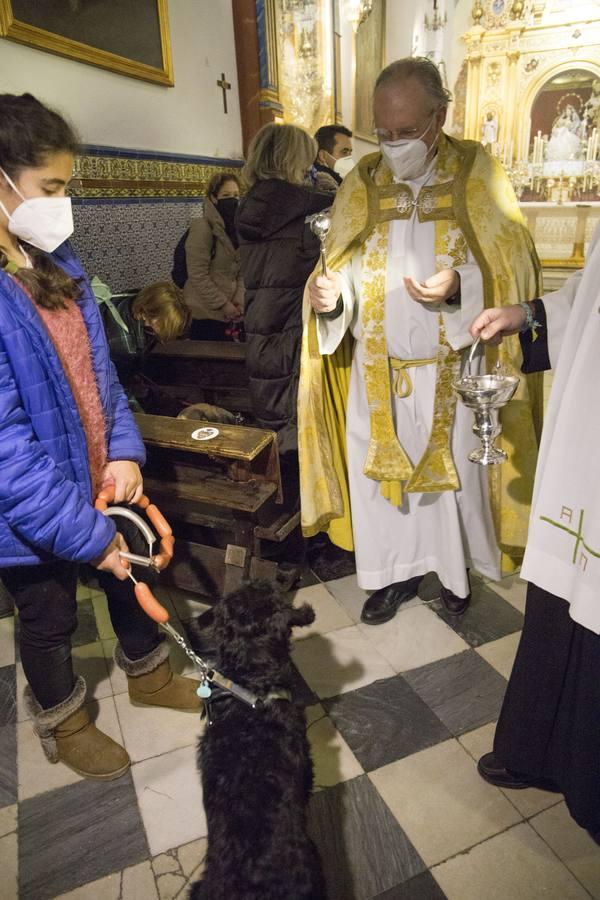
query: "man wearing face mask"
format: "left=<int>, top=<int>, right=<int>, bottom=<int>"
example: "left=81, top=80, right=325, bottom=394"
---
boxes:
left=314, top=125, right=355, bottom=187
left=298, top=57, right=541, bottom=625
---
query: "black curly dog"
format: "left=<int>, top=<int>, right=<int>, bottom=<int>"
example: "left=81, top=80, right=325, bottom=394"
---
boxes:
left=190, top=582, right=327, bottom=900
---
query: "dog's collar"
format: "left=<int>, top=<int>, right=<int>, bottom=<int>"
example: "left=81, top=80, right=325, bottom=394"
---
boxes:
left=204, top=686, right=292, bottom=726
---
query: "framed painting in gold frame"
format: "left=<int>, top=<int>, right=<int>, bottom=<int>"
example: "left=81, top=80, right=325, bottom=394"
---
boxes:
left=354, top=0, right=386, bottom=143
left=0, top=0, right=173, bottom=86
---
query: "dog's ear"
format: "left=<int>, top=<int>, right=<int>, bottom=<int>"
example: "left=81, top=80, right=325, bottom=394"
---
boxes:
left=289, top=603, right=316, bottom=629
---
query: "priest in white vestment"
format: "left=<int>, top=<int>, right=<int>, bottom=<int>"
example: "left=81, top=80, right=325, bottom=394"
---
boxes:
left=471, top=223, right=600, bottom=835
left=298, top=58, right=541, bottom=626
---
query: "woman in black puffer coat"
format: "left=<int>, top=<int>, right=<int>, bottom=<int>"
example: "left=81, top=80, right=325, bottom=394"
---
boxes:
left=236, top=124, right=331, bottom=508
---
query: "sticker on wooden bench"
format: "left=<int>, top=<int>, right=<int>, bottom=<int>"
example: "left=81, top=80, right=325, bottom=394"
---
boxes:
left=191, top=427, right=220, bottom=441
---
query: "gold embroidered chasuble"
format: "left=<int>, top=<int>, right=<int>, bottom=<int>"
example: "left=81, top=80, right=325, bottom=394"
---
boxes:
left=297, top=133, right=542, bottom=562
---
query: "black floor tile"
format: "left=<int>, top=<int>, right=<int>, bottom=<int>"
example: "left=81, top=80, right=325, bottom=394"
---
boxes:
left=431, top=582, right=523, bottom=648
left=71, top=598, right=99, bottom=647
left=0, top=723, right=17, bottom=807
left=308, top=775, right=425, bottom=900
left=373, top=870, right=447, bottom=899
left=290, top=662, right=318, bottom=707
left=0, top=665, right=16, bottom=727
left=308, top=535, right=356, bottom=582
left=323, top=675, right=450, bottom=771
left=0, top=578, right=14, bottom=617
left=403, top=650, right=507, bottom=736
left=19, top=773, right=148, bottom=899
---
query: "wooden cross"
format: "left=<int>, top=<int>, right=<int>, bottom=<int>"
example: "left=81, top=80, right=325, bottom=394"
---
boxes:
left=217, top=72, right=231, bottom=114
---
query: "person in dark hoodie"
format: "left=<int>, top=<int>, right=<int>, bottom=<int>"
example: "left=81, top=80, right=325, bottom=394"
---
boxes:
left=236, top=123, right=331, bottom=511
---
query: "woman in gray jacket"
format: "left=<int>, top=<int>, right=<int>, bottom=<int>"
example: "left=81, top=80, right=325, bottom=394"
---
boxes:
left=184, top=172, right=244, bottom=340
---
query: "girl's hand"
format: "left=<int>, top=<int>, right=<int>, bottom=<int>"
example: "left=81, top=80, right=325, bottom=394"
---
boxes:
left=92, top=532, right=131, bottom=581
left=100, top=461, right=143, bottom=504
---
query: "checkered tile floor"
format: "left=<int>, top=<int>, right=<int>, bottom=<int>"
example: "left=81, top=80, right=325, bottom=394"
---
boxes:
left=1, top=557, right=600, bottom=900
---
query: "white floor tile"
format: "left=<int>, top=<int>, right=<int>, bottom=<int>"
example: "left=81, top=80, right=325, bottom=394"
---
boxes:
left=358, top=604, right=469, bottom=673
left=323, top=575, right=372, bottom=624
left=292, top=584, right=353, bottom=637
left=305, top=702, right=363, bottom=790
left=475, top=631, right=521, bottom=681
left=0, top=804, right=17, bottom=838
left=291, top=626, right=395, bottom=699
left=132, top=745, right=207, bottom=856
left=114, top=693, right=203, bottom=763
left=530, top=801, right=600, bottom=899
left=0, top=616, right=15, bottom=668
left=0, top=832, right=18, bottom=900
left=432, top=822, right=590, bottom=900
left=369, top=738, right=521, bottom=867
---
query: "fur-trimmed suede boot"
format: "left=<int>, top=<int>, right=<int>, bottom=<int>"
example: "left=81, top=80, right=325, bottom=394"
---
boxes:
left=115, top=641, right=201, bottom=711
left=24, top=676, right=130, bottom=780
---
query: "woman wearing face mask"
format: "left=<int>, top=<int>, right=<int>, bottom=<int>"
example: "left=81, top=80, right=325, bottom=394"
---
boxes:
left=0, top=93, right=201, bottom=783
left=183, top=172, right=244, bottom=341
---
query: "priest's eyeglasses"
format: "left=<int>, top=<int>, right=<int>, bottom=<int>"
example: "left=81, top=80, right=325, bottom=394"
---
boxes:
left=373, top=111, right=439, bottom=145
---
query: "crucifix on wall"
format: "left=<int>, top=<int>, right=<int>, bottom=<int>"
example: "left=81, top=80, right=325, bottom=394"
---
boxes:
left=217, top=72, right=232, bottom=114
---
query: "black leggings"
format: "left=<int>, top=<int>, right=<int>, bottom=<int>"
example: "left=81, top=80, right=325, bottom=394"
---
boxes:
left=3, top=523, right=161, bottom=709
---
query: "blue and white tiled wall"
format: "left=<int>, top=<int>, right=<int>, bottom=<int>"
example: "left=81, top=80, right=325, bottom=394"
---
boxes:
left=72, top=199, right=202, bottom=292
left=70, top=145, right=243, bottom=292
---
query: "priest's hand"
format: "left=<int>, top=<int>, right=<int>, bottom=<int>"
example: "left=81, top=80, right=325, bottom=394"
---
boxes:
left=469, top=305, right=527, bottom=345
left=308, top=272, right=342, bottom=314
left=404, top=268, right=460, bottom=304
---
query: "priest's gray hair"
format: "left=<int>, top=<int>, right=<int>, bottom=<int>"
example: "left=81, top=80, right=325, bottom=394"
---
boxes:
left=375, top=57, right=452, bottom=107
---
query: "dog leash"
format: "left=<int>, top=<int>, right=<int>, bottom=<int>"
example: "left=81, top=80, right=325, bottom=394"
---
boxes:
left=95, top=485, right=267, bottom=709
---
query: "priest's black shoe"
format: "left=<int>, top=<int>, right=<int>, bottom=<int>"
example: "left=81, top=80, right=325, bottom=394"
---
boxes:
left=440, top=570, right=471, bottom=616
left=360, top=577, right=422, bottom=625
left=478, top=752, right=556, bottom=791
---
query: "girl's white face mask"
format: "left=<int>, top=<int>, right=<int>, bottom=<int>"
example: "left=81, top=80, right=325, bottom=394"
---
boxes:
left=380, top=115, right=439, bottom=181
left=0, top=167, right=73, bottom=253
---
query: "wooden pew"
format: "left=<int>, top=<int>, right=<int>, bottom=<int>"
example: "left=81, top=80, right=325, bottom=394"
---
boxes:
left=143, top=340, right=251, bottom=415
left=135, top=413, right=299, bottom=599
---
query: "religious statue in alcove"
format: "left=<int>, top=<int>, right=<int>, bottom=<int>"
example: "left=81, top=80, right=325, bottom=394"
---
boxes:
left=547, top=103, right=584, bottom=161
left=482, top=111, right=499, bottom=148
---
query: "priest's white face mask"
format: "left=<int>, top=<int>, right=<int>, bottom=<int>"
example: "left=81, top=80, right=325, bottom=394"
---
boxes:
left=379, top=114, right=439, bottom=181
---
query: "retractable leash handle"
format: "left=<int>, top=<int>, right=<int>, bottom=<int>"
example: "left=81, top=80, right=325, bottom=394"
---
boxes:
left=95, top=486, right=259, bottom=708
left=94, top=484, right=173, bottom=624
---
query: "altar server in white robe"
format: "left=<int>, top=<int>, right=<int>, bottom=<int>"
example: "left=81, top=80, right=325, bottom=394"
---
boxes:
left=472, top=223, right=600, bottom=835
left=298, top=57, right=541, bottom=626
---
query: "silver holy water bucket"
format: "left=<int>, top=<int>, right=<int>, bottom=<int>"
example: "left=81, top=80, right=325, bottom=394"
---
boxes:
left=453, top=340, right=519, bottom=466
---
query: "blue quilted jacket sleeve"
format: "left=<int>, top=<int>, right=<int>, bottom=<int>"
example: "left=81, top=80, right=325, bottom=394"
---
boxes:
left=0, top=330, right=117, bottom=563
left=105, top=356, right=146, bottom=464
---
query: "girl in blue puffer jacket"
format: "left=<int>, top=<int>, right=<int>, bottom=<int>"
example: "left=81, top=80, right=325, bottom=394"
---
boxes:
left=0, top=94, right=200, bottom=782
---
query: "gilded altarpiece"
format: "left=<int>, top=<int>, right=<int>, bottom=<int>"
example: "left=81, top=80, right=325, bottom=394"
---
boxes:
left=461, top=0, right=600, bottom=268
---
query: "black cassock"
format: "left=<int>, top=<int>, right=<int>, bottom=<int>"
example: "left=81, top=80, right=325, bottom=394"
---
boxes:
left=493, top=302, right=600, bottom=834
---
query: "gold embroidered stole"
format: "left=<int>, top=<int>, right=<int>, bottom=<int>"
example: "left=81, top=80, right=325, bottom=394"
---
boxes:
left=359, top=159, right=466, bottom=505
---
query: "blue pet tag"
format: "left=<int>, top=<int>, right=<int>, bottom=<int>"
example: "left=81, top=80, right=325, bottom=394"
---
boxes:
left=197, top=682, right=212, bottom=699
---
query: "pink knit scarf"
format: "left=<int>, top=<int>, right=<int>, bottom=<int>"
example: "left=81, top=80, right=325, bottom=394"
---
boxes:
left=33, top=298, right=108, bottom=496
